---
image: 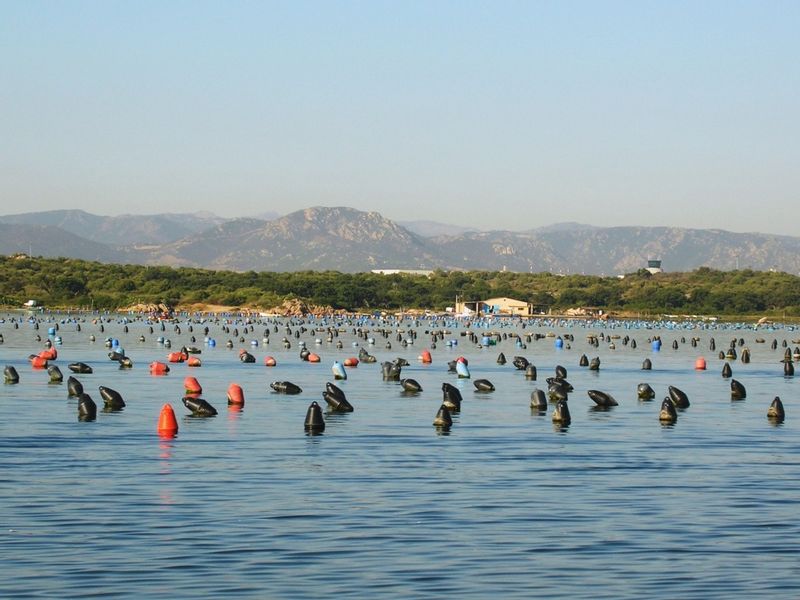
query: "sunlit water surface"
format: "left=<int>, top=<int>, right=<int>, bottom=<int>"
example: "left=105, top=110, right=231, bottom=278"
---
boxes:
left=1, top=313, right=798, bottom=598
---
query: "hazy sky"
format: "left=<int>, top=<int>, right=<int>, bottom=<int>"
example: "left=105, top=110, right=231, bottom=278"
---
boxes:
left=2, top=1, right=799, bottom=235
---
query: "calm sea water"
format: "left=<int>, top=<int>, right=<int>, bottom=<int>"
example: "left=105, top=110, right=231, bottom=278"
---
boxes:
left=1, top=312, right=798, bottom=598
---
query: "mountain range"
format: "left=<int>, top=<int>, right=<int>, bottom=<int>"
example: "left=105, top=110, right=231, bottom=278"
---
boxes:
left=1, top=207, right=799, bottom=275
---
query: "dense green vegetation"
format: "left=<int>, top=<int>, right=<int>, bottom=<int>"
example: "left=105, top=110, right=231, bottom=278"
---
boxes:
left=2, top=256, right=800, bottom=317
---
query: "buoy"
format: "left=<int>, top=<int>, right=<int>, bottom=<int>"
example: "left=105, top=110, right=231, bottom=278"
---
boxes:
left=768, top=397, right=785, bottom=422
left=99, top=386, right=125, bottom=410
left=456, top=360, right=470, bottom=379
left=187, top=356, right=201, bottom=367
left=167, top=351, right=186, bottom=363
left=39, top=347, right=57, bottom=361
left=227, top=383, right=245, bottom=406
left=30, top=355, right=48, bottom=369
left=473, top=378, right=495, bottom=392
left=323, top=382, right=353, bottom=412
left=304, top=401, right=325, bottom=432
left=149, top=361, right=170, bottom=375
left=67, top=376, right=83, bottom=397
left=530, top=389, right=547, bottom=410
left=524, top=364, right=537, bottom=380
left=182, top=395, right=218, bottom=416
left=400, top=378, right=422, bottom=392
left=184, top=376, right=202, bottom=395
left=264, top=356, right=277, bottom=367
left=307, top=353, right=321, bottom=363
left=343, top=357, right=359, bottom=367
left=157, top=403, right=179, bottom=437
left=68, top=362, right=93, bottom=374
left=47, top=365, right=63, bottom=383
left=78, top=393, right=97, bottom=422
left=4, top=365, right=20, bottom=384
left=420, top=349, right=432, bottom=364
left=433, top=404, right=452, bottom=428
left=694, top=357, right=707, bottom=370
left=331, top=361, right=347, bottom=380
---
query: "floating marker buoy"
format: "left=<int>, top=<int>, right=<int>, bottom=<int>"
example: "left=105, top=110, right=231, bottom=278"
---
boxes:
left=400, top=378, right=422, bottom=392
left=184, top=376, right=202, bottom=395
left=270, top=381, right=302, bottom=394
left=149, top=361, right=170, bottom=375
left=78, top=393, right=97, bottom=422
left=157, top=404, right=178, bottom=437
left=264, top=356, right=277, bottom=367
left=30, top=355, right=48, bottom=369
left=473, top=378, right=495, bottom=392
left=304, top=401, right=325, bottom=432
left=48, top=365, right=63, bottom=383
left=552, top=399, right=571, bottom=425
left=530, top=388, right=547, bottom=410
left=659, top=398, right=678, bottom=423
left=433, top=404, right=452, bottom=428
left=456, top=360, right=470, bottom=379
left=343, top=357, right=359, bottom=367
left=182, top=395, right=218, bottom=416
left=695, top=357, right=707, bottom=370
left=331, top=361, right=347, bottom=380
left=99, top=386, right=125, bottom=410
left=67, top=376, right=83, bottom=397
left=4, top=365, right=20, bottom=384
left=68, top=362, right=93, bottom=374
left=187, top=357, right=201, bottom=367
left=420, top=349, right=432, bottom=364
left=768, top=397, right=785, bottom=422
left=637, top=383, right=655, bottom=400
left=227, top=383, right=244, bottom=406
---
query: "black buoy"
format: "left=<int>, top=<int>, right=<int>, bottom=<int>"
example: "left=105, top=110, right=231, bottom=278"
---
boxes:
left=768, top=397, right=785, bottom=422
left=442, top=382, right=462, bottom=412
left=637, top=383, right=655, bottom=400
left=99, top=386, right=126, bottom=410
left=730, top=379, right=746, bottom=400
left=67, top=376, right=83, bottom=397
left=182, top=396, right=218, bottom=416
left=48, top=365, right=63, bottom=383
left=496, top=353, right=507, bottom=365
left=432, top=404, right=452, bottom=428
left=524, top=364, right=537, bottom=380
left=400, top=378, right=423, bottom=393
left=270, top=381, right=303, bottom=395
left=642, top=358, right=652, bottom=370
left=589, top=357, right=600, bottom=371
left=659, top=398, right=678, bottom=423
left=78, top=393, right=97, bottom=422
left=473, top=379, right=495, bottom=392
left=530, top=388, right=547, bottom=410
left=4, top=365, right=20, bottom=384
left=551, top=399, right=571, bottom=425
left=722, top=363, right=732, bottom=378
left=668, top=385, right=690, bottom=409
left=304, top=401, right=325, bottom=432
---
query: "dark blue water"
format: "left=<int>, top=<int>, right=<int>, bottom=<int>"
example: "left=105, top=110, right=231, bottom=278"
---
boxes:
left=1, top=314, right=798, bottom=598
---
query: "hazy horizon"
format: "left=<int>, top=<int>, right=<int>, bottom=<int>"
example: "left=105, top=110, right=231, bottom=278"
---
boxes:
left=3, top=2, right=798, bottom=236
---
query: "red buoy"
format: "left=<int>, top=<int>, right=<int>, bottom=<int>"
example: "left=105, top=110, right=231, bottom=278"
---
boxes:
left=184, top=376, right=202, bottom=394
left=227, top=383, right=244, bottom=406
left=264, top=356, right=277, bottom=367
left=167, top=351, right=186, bottom=363
left=30, top=355, right=48, bottom=369
left=157, top=403, right=178, bottom=437
left=307, top=353, right=321, bottom=363
left=150, top=361, right=170, bottom=375
left=187, top=356, right=201, bottom=367
left=695, top=357, right=707, bottom=370
left=39, top=348, right=57, bottom=361
left=419, top=349, right=432, bottom=363
left=343, top=357, right=359, bottom=367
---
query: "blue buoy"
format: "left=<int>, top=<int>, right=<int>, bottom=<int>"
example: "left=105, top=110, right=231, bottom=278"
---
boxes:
left=555, top=337, right=564, bottom=349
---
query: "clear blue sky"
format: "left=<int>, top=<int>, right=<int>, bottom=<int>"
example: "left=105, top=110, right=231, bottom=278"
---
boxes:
left=2, top=1, right=798, bottom=235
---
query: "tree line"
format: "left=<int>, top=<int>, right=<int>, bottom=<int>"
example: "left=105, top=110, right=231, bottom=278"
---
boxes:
left=1, top=256, right=799, bottom=317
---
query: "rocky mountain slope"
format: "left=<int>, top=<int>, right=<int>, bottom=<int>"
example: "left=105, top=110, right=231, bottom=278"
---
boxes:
left=2, top=207, right=799, bottom=274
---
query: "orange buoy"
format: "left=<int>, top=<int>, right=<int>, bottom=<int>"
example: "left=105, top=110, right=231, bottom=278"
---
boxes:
left=343, top=357, right=359, bottom=367
left=184, top=376, right=202, bottom=394
left=39, top=348, right=57, bottom=361
left=457, top=356, right=468, bottom=365
left=157, top=403, right=178, bottom=437
left=419, top=349, right=432, bottom=363
left=187, top=356, right=201, bottom=367
left=149, top=361, right=170, bottom=375
left=167, top=351, right=186, bottom=363
left=30, top=356, right=48, bottom=369
left=264, top=356, right=277, bottom=367
left=695, top=357, right=707, bottom=370
left=227, top=383, right=244, bottom=406
left=307, top=353, right=321, bottom=363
